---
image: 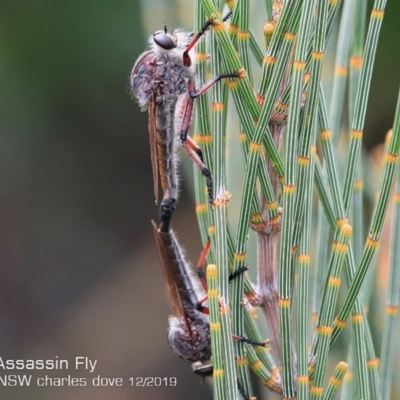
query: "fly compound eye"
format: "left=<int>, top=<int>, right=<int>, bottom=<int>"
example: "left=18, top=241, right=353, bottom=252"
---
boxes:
left=153, top=31, right=177, bottom=50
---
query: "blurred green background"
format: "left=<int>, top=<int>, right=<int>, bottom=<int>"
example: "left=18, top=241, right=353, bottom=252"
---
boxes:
left=0, top=0, right=209, bottom=399
left=0, top=0, right=398, bottom=399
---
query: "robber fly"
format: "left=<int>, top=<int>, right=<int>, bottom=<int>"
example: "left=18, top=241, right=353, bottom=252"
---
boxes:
left=152, top=218, right=268, bottom=378
left=152, top=218, right=212, bottom=376
left=130, top=14, right=239, bottom=222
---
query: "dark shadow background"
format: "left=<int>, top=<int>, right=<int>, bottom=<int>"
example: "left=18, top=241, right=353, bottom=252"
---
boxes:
left=0, top=0, right=398, bottom=399
left=0, top=1, right=209, bottom=399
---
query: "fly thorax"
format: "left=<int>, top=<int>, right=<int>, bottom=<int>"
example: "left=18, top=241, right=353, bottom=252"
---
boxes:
left=155, top=58, right=192, bottom=104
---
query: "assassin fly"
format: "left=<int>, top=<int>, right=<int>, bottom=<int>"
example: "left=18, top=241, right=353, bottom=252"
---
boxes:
left=130, top=13, right=239, bottom=222
left=152, top=218, right=212, bottom=376
left=152, top=219, right=268, bottom=377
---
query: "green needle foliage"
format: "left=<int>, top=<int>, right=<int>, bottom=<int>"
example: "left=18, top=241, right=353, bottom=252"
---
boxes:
left=191, top=0, right=400, bottom=398
left=138, top=0, right=400, bottom=398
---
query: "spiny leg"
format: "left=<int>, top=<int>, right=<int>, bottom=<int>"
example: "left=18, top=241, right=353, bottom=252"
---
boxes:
left=232, top=334, right=271, bottom=348
left=196, top=255, right=263, bottom=348
left=229, top=265, right=249, bottom=282
left=180, top=72, right=242, bottom=143
left=178, top=73, right=241, bottom=206
left=196, top=237, right=211, bottom=291
left=181, top=135, right=214, bottom=206
left=182, top=11, right=233, bottom=67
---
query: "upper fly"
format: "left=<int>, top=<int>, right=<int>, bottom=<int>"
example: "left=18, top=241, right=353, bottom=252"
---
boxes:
left=130, top=27, right=196, bottom=222
left=130, top=13, right=238, bottom=223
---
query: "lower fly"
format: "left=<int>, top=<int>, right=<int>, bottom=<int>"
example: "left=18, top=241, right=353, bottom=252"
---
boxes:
left=152, top=218, right=212, bottom=376
left=152, top=219, right=269, bottom=377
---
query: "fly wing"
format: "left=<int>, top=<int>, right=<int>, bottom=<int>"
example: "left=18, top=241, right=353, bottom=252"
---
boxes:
left=130, top=50, right=154, bottom=110
left=148, top=97, right=159, bottom=203
left=130, top=50, right=159, bottom=203
left=151, top=220, right=186, bottom=321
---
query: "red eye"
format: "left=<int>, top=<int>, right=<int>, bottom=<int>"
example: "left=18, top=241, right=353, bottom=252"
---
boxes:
left=153, top=31, right=176, bottom=50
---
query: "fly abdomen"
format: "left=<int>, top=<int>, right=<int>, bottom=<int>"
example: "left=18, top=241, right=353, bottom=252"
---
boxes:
left=152, top=220, right=211, bottom=366
left=168, top=311, right=211, bottom=364
left=157, top=227, right=200, bottom=311
left=155, top=103, right=179, bottom=205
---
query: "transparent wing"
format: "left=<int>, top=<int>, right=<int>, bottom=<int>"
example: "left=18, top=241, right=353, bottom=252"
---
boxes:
left=148, top=98, right=159, bottom=203
left=151, top=220, right=187, bottom=322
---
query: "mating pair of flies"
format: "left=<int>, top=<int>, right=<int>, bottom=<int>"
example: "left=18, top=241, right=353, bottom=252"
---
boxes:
left=130, top=12, right=265, bottom=384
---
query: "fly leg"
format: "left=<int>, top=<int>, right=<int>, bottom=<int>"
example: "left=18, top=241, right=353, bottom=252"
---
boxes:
left=196, top=238, right=248, bottom=291
left=178, top=73, right=241, bottom=207
left=196, top=244, right=263, bottom=347
left=182, top=11, right=233, bottom=67
left=180, top=73, right=242, bottom=144
left=196, top=237, right=211, bottom=291
left=182, top=135, right=214, bottom=207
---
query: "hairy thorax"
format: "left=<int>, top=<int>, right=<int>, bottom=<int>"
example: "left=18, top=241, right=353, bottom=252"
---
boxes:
left=131, top=49, right=195, bottom=111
